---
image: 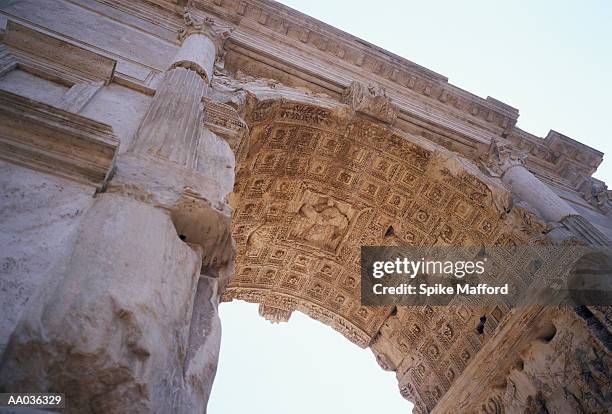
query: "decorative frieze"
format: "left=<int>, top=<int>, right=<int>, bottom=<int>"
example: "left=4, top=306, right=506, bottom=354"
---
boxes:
left=258, top=304, right=293, bottom=323
left=203, top=97, right=248, bottom=150
left=197, top=0, right=519, bottom=132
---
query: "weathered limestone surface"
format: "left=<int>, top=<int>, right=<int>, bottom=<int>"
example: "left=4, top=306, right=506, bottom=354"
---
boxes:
left=80, top=84, right=152, bottom=153
left=0, top=194, right=204, bottom=413
left=0, top=161, right=95, bottom=358
left=0, top=70, right=68, bottom=106
left=57, top=82, right=104, bottom=114
left=446, top=308, right=611, bottom=413
left=0, top=0, right=610, bottom=413
left=184, top=274, right=224, bottom=411
left=503, top=309, right=611, bottom=413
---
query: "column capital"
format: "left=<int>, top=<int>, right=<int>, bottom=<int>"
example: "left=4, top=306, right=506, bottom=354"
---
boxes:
left=479, top=138, right=528, bottom=178
left=484, top=139, right=579, bottom=222
left=171, top=9, right=233, bottom=82
left=178, top=8, right=233, bottom=56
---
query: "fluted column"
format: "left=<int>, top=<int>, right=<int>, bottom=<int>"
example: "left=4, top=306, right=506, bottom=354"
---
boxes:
left=502, top=164, right=578, bottom=222
left=129, top=10, right=231, bottom=169
left=0, top=10, right=236, bottom=414
left=481, top=139, right=577, bottom=222
left=130, top=67, right=206, bottom=167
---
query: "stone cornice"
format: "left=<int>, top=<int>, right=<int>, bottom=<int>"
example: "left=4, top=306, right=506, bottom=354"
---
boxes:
left=7, top=0, right=603, bottom=188
left=24, top=0, right=601, bottom=185
left=0, top=89, right=118, bottom=188
left=222, top=37, right=502, bottom=150
left=507, top=127, right=604, bottom=191
left=195, top=0, right=520, bottom=132
left=124, top=0, right=517, bottom=137
left=1, top=20, right=116, bottom=85
left=0, top=5, right=169, bottom=93
left=224, top=33, right=517, bottom=138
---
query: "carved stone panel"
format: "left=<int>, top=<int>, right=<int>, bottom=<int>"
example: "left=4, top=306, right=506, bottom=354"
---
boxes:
left=342, top=81, right=399, bottom=125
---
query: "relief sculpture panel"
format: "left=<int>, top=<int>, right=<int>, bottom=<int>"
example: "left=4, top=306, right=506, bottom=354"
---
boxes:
left=288, top=190, right=355, bottom=253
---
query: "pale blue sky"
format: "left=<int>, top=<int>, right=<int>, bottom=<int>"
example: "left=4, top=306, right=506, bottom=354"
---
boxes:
left=209, top=1, right=612, bottom=413
left=208, top=302, right=408, bottom=413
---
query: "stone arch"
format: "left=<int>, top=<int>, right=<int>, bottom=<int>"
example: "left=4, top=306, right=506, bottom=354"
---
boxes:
left=219, top=87, right=557, bottom=412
